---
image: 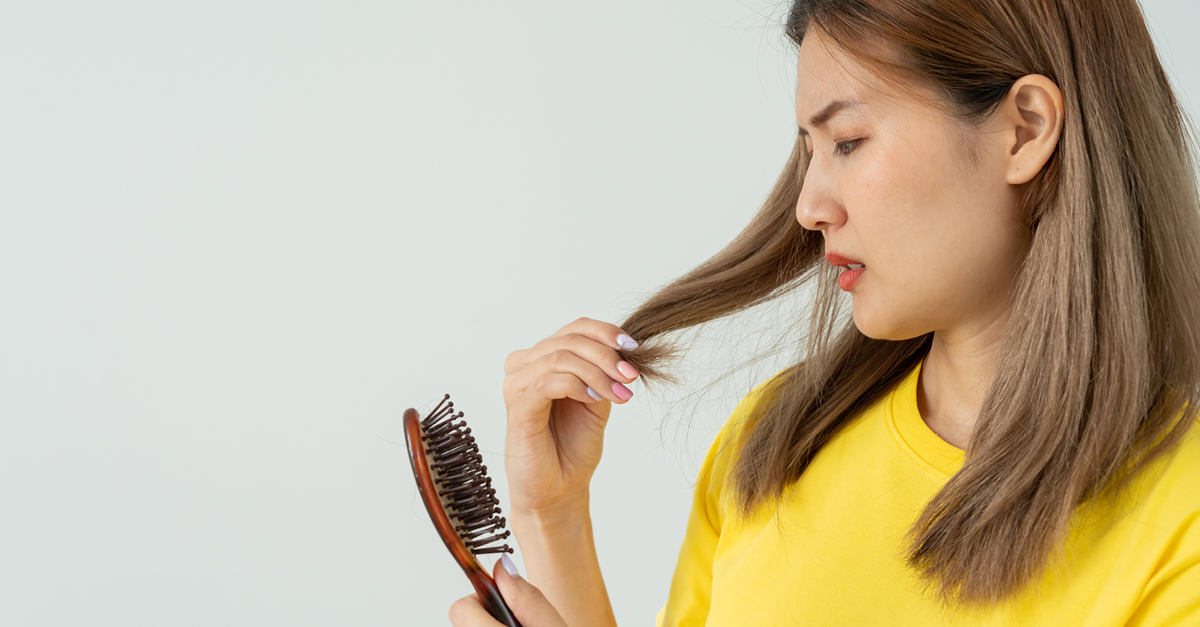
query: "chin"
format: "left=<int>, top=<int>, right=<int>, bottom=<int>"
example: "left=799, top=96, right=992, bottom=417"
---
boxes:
left=850, top=305, right=925, bottom=342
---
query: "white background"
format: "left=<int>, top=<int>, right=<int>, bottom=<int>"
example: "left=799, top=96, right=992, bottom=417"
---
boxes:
left=1, top=1, right=1196, bottom=625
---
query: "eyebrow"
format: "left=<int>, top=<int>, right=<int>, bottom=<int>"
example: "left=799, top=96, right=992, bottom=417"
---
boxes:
left=797, top=99, right=863, bottom=136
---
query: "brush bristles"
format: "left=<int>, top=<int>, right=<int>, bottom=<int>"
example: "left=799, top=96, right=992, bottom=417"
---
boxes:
left=422, top=394, right=513, bottom=556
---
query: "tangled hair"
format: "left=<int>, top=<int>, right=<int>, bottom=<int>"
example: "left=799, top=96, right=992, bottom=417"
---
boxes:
left=618, top=0, right=1200, bottom=607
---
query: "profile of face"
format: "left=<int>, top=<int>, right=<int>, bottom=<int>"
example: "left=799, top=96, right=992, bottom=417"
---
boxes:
left=794, top=28, right=1062, bottom=342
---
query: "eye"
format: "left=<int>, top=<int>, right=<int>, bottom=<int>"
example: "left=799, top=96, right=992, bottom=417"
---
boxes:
left=833, top=138, right=864, bottom=157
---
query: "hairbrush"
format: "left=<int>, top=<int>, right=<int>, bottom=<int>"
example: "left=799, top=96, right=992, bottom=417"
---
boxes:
left=404, top=394, right=522, bottom=627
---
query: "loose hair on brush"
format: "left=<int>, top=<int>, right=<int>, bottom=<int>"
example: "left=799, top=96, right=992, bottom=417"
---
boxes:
left=617, top=0, right=1200, bottom=607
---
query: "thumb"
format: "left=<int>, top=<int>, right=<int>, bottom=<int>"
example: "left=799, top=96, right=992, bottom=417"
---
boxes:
left=493, top=555, right=568, bottom=627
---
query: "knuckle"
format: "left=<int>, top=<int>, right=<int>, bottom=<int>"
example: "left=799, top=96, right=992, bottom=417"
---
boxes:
left=568, top=334, right=595, bottom=355
left=546, top=349, right=568, bottom=370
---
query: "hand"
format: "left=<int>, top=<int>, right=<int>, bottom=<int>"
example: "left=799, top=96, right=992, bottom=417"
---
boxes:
left=502, top=318, right=639, bottom=516
left=448, top=556, right=570, bottom=627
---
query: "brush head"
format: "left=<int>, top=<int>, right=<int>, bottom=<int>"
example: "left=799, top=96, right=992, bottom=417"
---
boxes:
left=408, top=394, right=513, bottom=558
left=404, top=394, right=521, bottom=626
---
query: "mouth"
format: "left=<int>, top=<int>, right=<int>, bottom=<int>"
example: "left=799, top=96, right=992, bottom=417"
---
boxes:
left=826, top=252, right=866, bottom=290
left=825, top=252, right=866, bottom=271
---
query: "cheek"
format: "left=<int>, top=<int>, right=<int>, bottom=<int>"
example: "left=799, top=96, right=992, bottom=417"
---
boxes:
left=848, top=149, right=948, bottom=276
left=848, top=141, right=976, bottom=318
left=857, top=142, right=1022, bottom=327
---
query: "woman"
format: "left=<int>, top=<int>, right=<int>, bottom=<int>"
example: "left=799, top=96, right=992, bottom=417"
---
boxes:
left=451, top=0, right=1200, bottom=624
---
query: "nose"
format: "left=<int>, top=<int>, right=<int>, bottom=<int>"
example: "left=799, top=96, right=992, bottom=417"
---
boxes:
left=795, top=149, right=846, bottom=233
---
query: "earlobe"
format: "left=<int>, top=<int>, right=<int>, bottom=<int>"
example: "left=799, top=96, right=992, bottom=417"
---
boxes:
left=1004, top=74, right=1064, bottom=185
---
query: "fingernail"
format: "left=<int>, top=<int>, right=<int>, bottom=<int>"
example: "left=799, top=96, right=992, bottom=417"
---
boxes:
left=616, top=334, right=639, bottom=351
left=612, top=381, right=633, bottom=401
left=586, top=386, right=603, bottom=401
left=617, top=361, right=638, bottom=380
left=500, top=553, right=520, bottom=577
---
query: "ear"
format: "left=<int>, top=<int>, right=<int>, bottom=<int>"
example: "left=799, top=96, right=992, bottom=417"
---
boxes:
left=1001, top=74, right=1064, bottom=185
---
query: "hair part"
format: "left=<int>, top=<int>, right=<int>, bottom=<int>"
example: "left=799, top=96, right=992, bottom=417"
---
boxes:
left=618, top=0, right=1200, bottom=607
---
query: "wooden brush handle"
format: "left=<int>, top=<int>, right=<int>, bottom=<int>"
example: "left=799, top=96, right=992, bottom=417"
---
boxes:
left=467, top=566, right=521, bottom=627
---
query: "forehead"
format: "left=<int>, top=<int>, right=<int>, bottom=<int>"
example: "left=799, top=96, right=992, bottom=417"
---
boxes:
left=794, top=30, right=879, bottom=125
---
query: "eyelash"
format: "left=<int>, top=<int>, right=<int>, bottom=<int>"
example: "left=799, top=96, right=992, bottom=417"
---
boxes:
left=833, top=139, right=863, bottom=156
left=806, top=138, right=864, bottom=158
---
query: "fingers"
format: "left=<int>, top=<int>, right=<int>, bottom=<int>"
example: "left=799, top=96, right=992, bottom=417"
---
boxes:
left=506, top=348, right=633, bottom=409
left=448, top=594, right=503, bottom=627
left=446, top=561, right=570, bottom=627
left=550, top=317, right=639, bottom=353
left=501, top=317, right=641, bottom=448
left=553, top=332, right=640, bottom=385
left=506, top=317, right=639, bottom=378
left=491, top=557, right=570, bottom=627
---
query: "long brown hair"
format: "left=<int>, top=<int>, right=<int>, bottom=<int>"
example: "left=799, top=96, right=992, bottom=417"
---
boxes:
left=619, top=0, right=1200, bottom=606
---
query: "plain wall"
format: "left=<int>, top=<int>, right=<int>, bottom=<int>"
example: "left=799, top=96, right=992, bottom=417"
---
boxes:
left=1, top=1, right=1197, bottom=625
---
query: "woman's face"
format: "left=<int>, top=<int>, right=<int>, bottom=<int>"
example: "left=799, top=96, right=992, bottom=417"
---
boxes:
left=794, top=30, right=1032, bottom=342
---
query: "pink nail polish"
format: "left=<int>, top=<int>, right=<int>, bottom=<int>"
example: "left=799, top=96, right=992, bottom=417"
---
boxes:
left=617, top=361, right=638, bottom=380
left=612, top=381, right=633, bottom=401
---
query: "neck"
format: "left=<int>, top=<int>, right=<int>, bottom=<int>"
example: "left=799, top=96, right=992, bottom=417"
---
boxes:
left=915, top=314, right=1008, bottom=450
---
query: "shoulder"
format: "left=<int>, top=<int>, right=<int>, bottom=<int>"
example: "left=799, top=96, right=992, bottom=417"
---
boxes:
left=698, top=368, right=792, bottom=486
left=1113, top=416, right=1200, bottom=609
left=1133, top=414, right=1200, bottom=517
left=712, top=367, right=792, bottom=453
left=1095, top=413, right=1200, bottom=573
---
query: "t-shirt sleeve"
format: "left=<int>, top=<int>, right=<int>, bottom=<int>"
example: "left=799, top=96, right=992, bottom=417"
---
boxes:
left=1124, top=559, right=1200, bottom=625
left=1125, top=530, right=1200, bottom=625
left=656, top=372, right=786, bottom=627
left=1124, top=417, right=1200, bottom=626
left=655, top=419, right=729, bottom=627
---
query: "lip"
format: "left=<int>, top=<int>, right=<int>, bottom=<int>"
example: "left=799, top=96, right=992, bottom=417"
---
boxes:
left=826, top=251, right=866, bottom=291
left=825, top=252, right=864, bottom=266
left=837, top=266, right=865, bottom=290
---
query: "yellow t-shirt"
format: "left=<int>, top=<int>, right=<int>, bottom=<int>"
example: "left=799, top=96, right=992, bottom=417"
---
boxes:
left=657, top=360, right=1200, bottom=626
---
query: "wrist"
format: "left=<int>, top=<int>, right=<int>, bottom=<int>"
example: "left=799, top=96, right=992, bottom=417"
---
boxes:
left=511, top=492, right=592, bottom=542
